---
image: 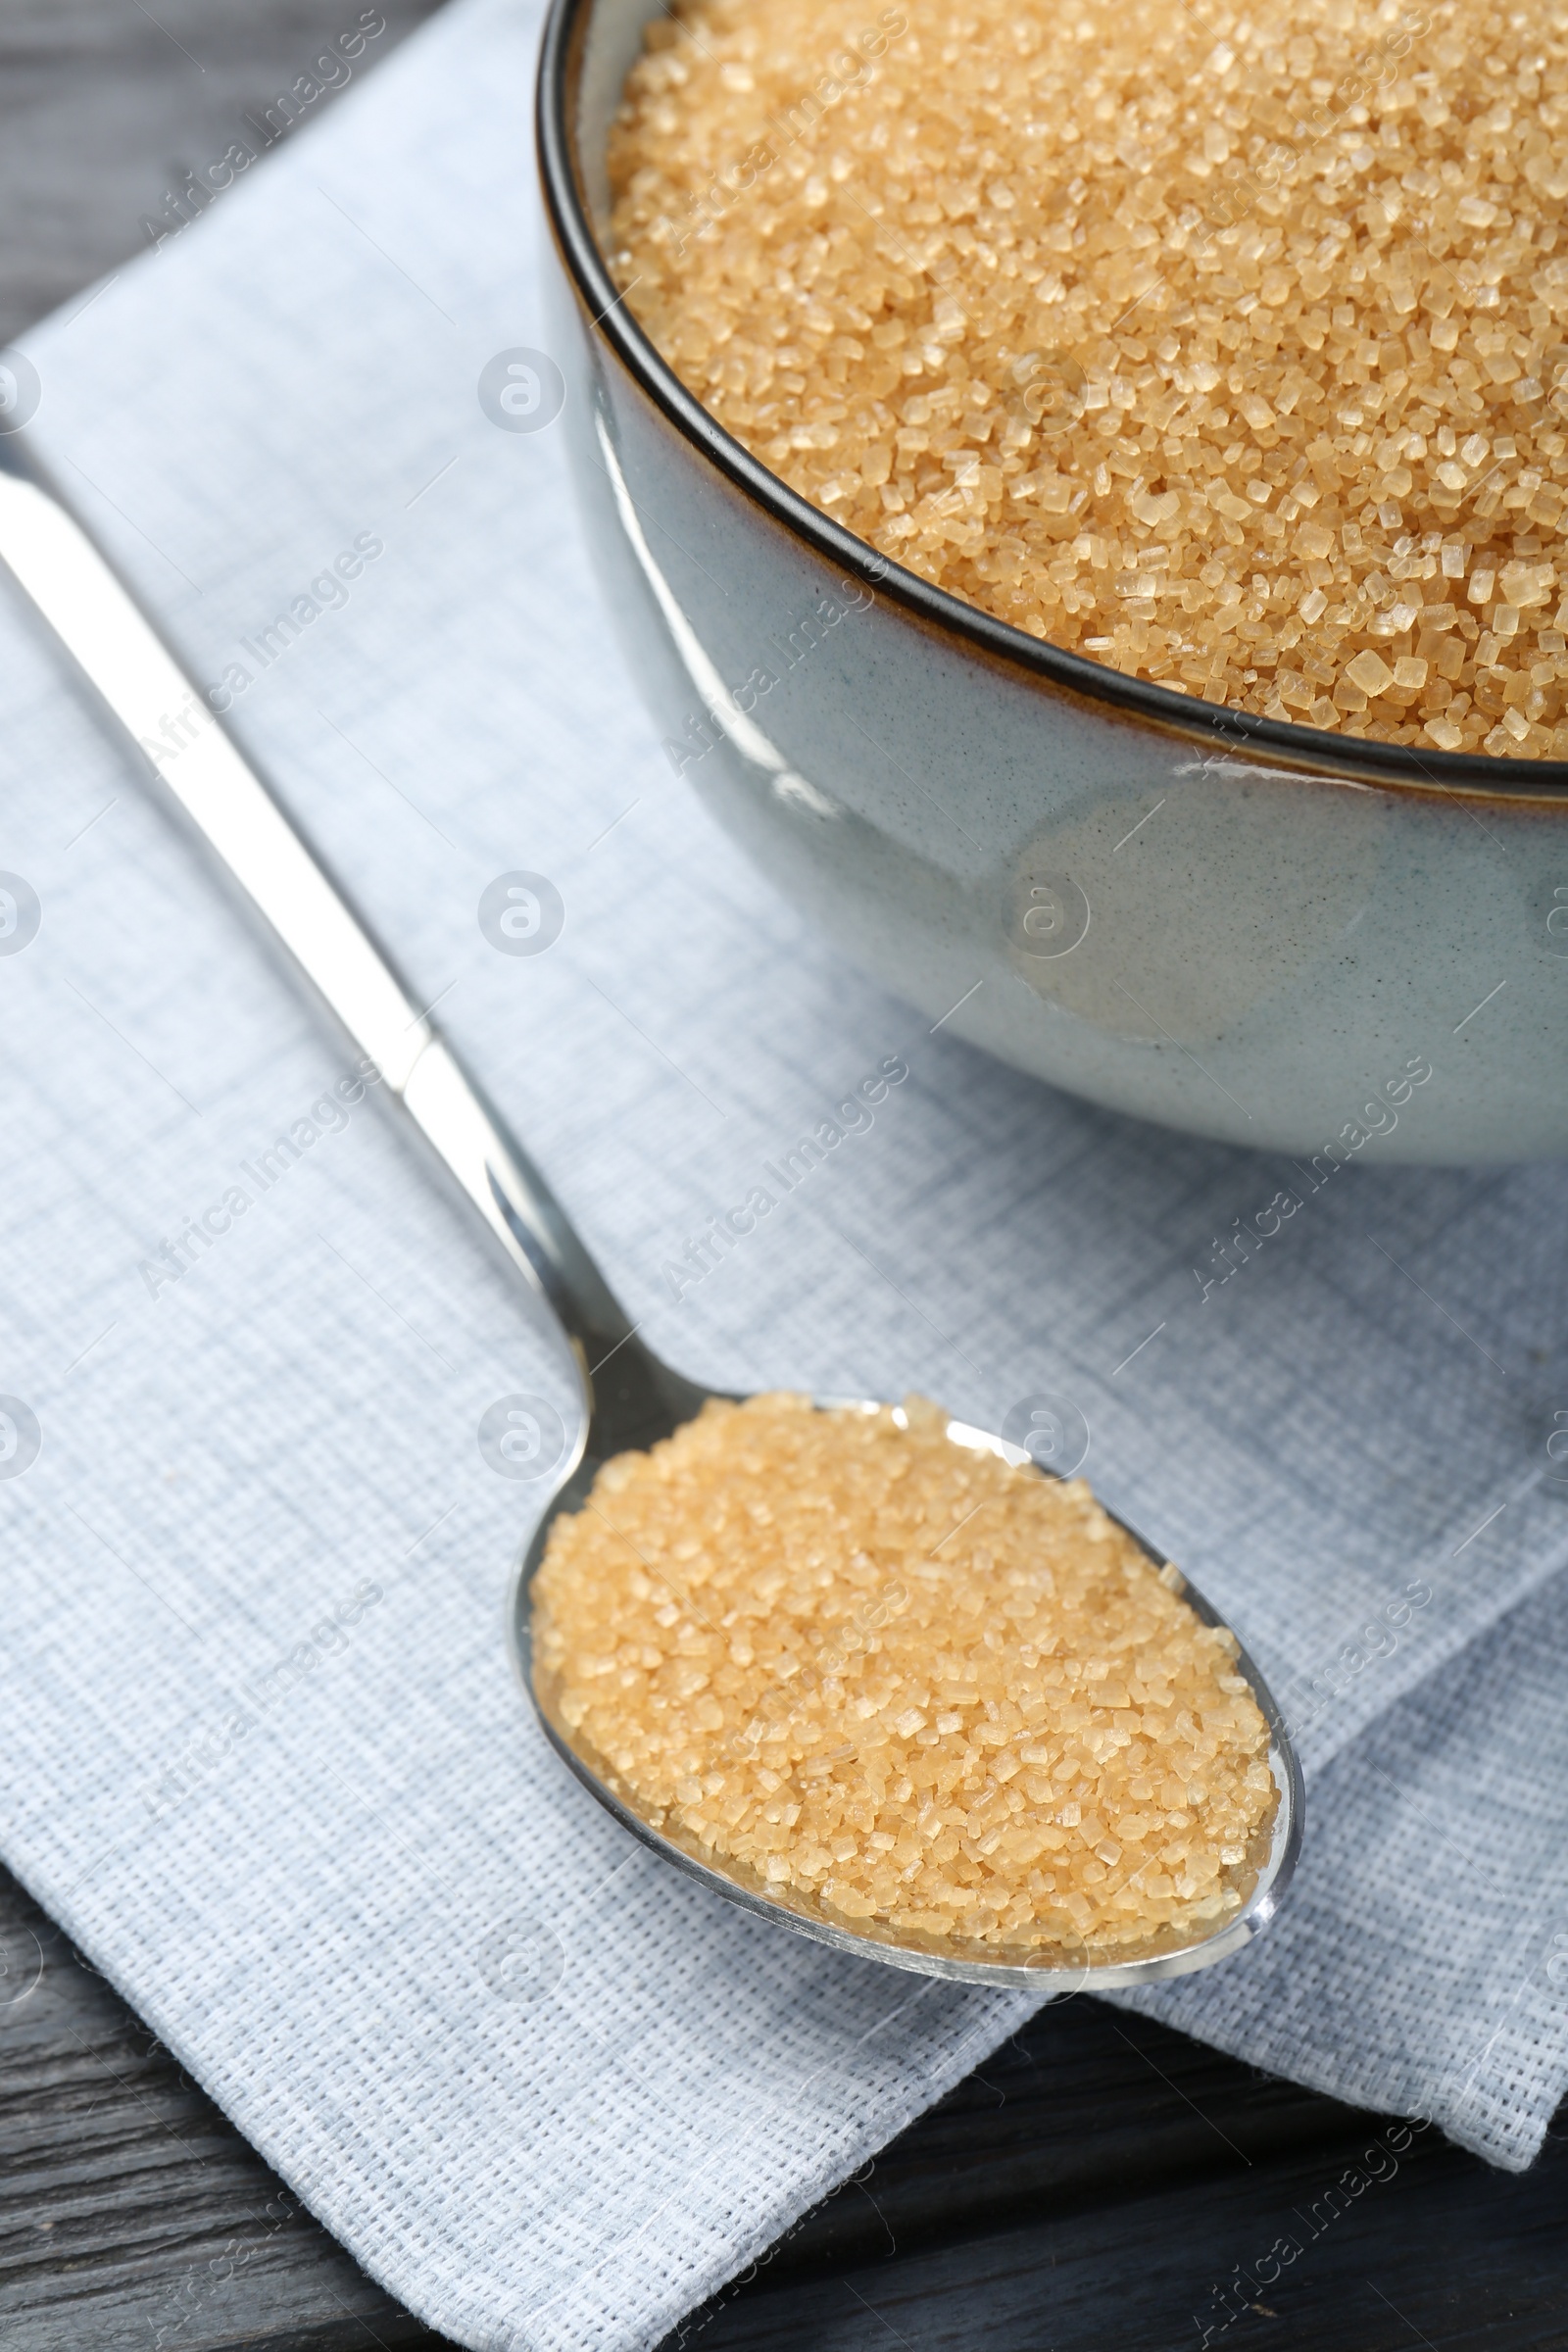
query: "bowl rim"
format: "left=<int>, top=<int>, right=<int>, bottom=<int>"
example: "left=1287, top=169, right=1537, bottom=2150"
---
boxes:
left=536, top=0, right=1568, bottom=803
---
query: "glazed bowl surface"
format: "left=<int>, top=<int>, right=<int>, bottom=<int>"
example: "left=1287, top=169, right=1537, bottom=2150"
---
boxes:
left=538, top=0, right=1568, bottom=1161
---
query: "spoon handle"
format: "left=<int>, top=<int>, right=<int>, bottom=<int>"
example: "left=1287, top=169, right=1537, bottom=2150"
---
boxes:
left=0, top=447, right=630, bottom=1390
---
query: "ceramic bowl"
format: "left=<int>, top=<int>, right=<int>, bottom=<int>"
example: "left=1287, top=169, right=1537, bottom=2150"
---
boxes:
left=537, top=0, right=1568, bottom=1162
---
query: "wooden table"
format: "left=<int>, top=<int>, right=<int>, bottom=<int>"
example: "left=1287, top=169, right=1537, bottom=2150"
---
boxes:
left=3, top=8, right=1567, bottom=2347
left=4, top=1855, right=1568, bottom=2350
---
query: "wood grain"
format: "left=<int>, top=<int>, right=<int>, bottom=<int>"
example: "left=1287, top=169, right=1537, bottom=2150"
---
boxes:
left=0, top=0, right=441, bottom=346
left=0, top=1861, right=448, bottom=2349
left=683, top=2010, right=1568, bottom=2351
left=6, top=1847, right=1568, bottom=2350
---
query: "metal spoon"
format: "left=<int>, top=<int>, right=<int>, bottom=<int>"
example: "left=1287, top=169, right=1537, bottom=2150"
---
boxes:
left=0, top=440, right=1301, bottom=1991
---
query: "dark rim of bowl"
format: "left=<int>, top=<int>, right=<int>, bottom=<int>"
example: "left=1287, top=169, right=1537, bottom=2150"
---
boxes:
left=536, top=0, right=1568, bottom=802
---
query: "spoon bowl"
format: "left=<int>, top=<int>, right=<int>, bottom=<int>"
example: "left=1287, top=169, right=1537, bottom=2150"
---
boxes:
left=507, top=1376, right=1301, bottom=1990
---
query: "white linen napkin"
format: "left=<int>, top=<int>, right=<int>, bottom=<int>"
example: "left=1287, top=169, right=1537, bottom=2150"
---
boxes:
left=4, top=0, right=1568, bottom=2342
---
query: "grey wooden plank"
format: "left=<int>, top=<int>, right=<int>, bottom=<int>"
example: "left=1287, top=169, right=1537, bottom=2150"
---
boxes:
left=0, top=0, right=445, bottom=345
left=14, top=1818, right=1567, bottom=2352
left=675, top=2019, right=1568, bottom=2352
left=0, top=1863, right=453, bottom=2349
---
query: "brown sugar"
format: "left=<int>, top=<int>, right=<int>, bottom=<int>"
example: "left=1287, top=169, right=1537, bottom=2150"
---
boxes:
left=531, top=1395, right=1277, bottom=1961
left=608, top=0, right=1568, bottom=755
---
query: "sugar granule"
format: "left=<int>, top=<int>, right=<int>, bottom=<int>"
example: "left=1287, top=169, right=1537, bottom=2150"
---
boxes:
left=608, top=0, right=1568, bottom=757
left=532, top=1395, right=1277, bottom=1960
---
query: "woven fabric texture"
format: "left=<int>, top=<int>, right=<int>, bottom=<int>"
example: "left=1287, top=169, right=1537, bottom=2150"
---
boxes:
left=3, top=0, right=1568, bottom=2343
